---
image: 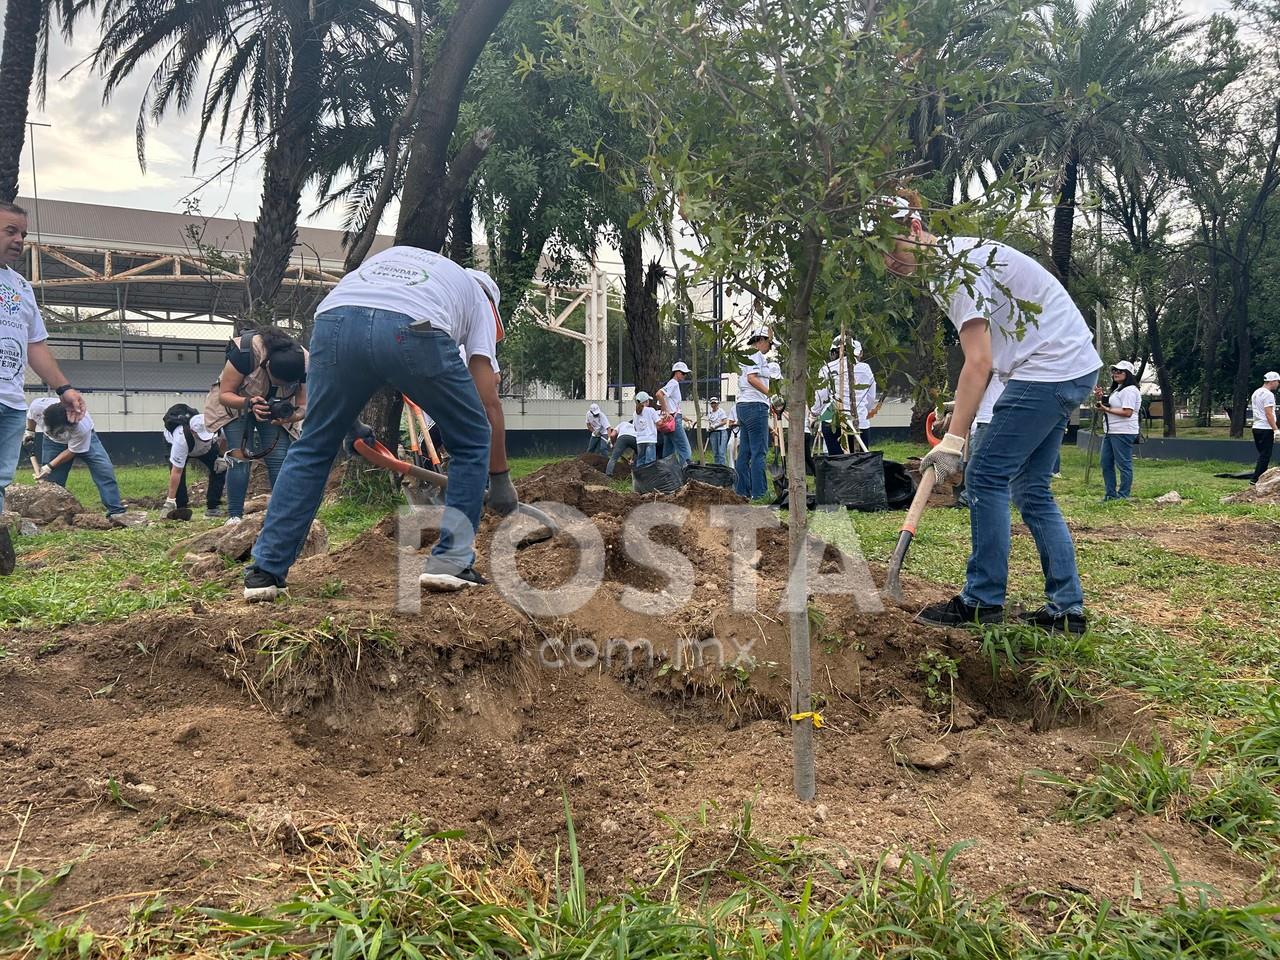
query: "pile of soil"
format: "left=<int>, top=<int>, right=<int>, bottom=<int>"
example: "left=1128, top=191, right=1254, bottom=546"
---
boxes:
left=578, top=452, right=630, bottom=480
left=0, top=459, right=1262, bottom=929
left=1221, top=466, right=1280, bottom=504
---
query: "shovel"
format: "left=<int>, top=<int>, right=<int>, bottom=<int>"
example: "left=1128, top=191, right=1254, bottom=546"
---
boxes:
left=884, top=465, right=937, bottom=602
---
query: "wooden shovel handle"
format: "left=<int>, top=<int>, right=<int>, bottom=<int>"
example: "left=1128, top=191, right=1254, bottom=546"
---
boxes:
left=901, top=466, right=937, bottom=536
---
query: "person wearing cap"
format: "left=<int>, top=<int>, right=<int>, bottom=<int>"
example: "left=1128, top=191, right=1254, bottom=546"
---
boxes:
left=878, top=190, right=1102, bottom=636
left=851, top=341, right=878, bottom=445
left=657, top=361, right=692, bottom=465
left=605, top=419, right=637, bottom=476
left=632, top=392, right=659, bottom=465
left=243, top=247, right=516, bottom=600
left=1095, top=361, right=1142, bottom=502
left=706, top=398, right=732, bottom=465
left=585, top=402, right=611, bottom=455
left=819, top=338, right=853, bottom=453
left=735, top=329, right=777, bottom=499
left=1250, top=371, right=1280, bottom=483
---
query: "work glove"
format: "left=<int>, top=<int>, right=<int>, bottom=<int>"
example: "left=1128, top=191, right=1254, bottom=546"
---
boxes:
left=162, top=498, right=178, bottom=513
left=36, top=463, right=51, bottom=480
left=22, top=429, right=35, bottom=445
left=487, top=470, right=519, bottom=517
left=921, top=433, right=966, bottom=485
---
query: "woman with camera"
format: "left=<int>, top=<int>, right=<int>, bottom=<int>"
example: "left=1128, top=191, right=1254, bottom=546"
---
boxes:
left=1096, top=360, right=1142, bottom=502
left=204, top=328, right=308, bottom=525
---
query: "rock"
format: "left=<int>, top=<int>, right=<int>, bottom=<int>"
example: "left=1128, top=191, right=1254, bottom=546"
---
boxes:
left=6, top=482, right=83, bottom=522
left=173, top=722, right=202, bottom=745
left=599, top=817, right=621, bottom=834
left=243, top=494, right=271, bottom=515
left=182, top=553, right=225, bottom=579
left=0, top=511, right=39, bottom=536
left=950, top=698, right=982, bottom=731
left=1153, top=491, right=1182, bottom=505
left=171, top=514, right=327, bottom=563
left=110, top=511, right=150, bottom=529
left=72, top=513, right=114, bottom=530
left=899, top=738, right=952, bottom=771
left=1256, top=467, right=1280, bottom=498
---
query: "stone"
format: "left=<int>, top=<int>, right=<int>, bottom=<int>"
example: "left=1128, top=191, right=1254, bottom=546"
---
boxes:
left=0, top=511, right=39, bottom=537
left=182, top=553, right=225, bottom=579
left=72, top=513, right=114, bottom=530
left=1256, top=467, right=1280, bottom=498
left=171, top=515, right=327, bottom=563
left=109, top=511, right=150, bottom=529
left=1153, top=491, right=1182, bottom=505
left=173, top=722, right=202, bottom=745
left=243, top=494, right=271, bottom=515
left=900, top=738, right=952, bottom=771
left=6, top=482, right=83, bottom=522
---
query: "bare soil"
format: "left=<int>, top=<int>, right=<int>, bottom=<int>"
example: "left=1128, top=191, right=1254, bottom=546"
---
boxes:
left=0, top=460, right=1262, bottom=929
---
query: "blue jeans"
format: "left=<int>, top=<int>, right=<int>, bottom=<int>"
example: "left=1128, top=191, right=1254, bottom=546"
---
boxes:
left=665, top=418, right=691, bottom=465
left=708, top=430, right=729, bottom=465
left=956, top=422, right=990, bottom=508
left=0, top=402, right=25, bottom=514
left=734, top=403, right=769, bottom=499
left=606, top=436, right=636, bottom=476
left=586, top=433, right=609, bottom=456
left=251, top=306, right=491, bottom=579
left=1101, top=433, right=1135, bottom=500
left=41, top=433, right=125, bottom=515
left=223, top=415, right=293, bottom=517
left=962, top=373, right=1097, bottom=615
left=636, top=442, right=656, bottom=466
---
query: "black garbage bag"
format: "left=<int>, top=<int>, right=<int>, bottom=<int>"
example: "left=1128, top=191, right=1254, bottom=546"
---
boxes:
left=882, top=459, right=917, bottom=510
left=815, top=451, right=888, bottom=511
left=683, top=463, right=735, bottom=488
left=633, top=454, right=686, bottom=494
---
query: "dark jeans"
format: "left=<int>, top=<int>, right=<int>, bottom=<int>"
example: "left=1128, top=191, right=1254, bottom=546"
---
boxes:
left=587, top=433, right=609, bottom=455
left=606, top=435, right=636, bottom=476
left=40, top=433, right=126, bottom=515
left=733, top=402, right=769, bottom=499
left=252, top=306, right=491, bottom=579
left=1101, top=433, right=1136, bottom=500
left=176, top=449, right=226, bottom=511
left=223, top=415, right=292, bottom=517
left=1254, top=428, right=1275, bottom=482
left=708, top=429, right=729, bottom=465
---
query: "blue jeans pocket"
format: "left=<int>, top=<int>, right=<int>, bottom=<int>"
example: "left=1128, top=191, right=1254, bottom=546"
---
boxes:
left=309, top=314, right=343, bottom=369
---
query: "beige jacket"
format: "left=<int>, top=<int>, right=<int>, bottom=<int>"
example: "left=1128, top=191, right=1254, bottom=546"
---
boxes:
left=204, top=334, right=308, bottom=439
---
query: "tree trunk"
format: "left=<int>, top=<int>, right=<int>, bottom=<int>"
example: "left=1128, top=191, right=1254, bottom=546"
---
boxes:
left=620, top=225, right=665, bottom=395
left=0, top=0, right=40, bottom=202
left=1228, top=265, right=1251, bottom=438
left=907, top=293, right=941, bottom=443
left=1195, top=223, right=1223, bottom=427
left=1051, top=151, right=1079, bottom=289
left=1144, top=299, right=1176, bottom=437
left=449, top=191, right=475, bottom=266
left=395, top=0, right=513, bottom=249
left=243, top=16, right=325, bottom=322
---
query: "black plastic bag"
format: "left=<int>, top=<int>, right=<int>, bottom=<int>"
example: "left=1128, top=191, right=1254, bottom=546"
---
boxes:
left=633, top=454, right=686, bottom=494
left=683, top=463, right=735, bottom=488
left=882, top=460, right=917, bottom=510
left=815, top=451, right=888, bottom=511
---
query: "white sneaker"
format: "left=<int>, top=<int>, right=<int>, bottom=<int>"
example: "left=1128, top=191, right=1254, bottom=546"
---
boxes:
left=224, top=516, right=244, bottom=527
left=420, top=566, right=489, bottom=592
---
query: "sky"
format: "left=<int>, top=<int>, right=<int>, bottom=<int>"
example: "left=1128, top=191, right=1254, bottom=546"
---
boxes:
left=10, top=0, right=1236, bottom=238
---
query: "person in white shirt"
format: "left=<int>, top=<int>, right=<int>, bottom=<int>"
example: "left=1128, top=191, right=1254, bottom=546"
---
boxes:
left=632, top=392, right=660, bottom=466
left=585, top=402, right=611, bottom=455
left=1095, top=361, right=1142, bottom=501
left=706, top=397, right=732, bottom=465
left=878, top=191, right=1102, bottom=635
left=26, top=397, right=127, bottom=520
left=0, top=201, right=87, bottom=573
left=656, top=361, right=692, bottom=465
left=160, top=404, right=227, bottom=519
left=734, top=329, right=776, bottom=499
left=244, top=247, right=516, bottom=600
left=851, top=341, right=878, bottom=443
left=1250, top=371, right=1279, bottom=483
left=605, top=419, right=636, bottom=476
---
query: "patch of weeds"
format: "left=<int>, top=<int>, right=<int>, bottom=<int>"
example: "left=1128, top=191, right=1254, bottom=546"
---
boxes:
left=1037, top=736, right=1193, bottom=822
left=254, top=614, right=402, bottom=682
left=1185, top=766, right=1280, bottom=857
left=917, top=648, right=958, bottom=711
left=317, top=578, right=347, bottom=599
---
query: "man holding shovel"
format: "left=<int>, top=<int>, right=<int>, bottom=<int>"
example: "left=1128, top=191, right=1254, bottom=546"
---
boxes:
left=879, top=193, right=1101, bottom=634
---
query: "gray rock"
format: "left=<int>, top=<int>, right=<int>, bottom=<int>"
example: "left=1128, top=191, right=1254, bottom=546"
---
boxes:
left=6, top=482, right=83, bottom=522
left=72, top=513, right=114, bottom=530
left=0, top=511, right=39, bottom=536
left=171, top=514, right=327, bottom=562
left=900, top=739, right=952, bottom=771
left=1257, top=467, right=1280, bottom=497
left=109, top=511, right=150, bottom=529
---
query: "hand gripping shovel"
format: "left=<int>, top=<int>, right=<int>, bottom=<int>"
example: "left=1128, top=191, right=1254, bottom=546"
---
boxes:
left=884, top=465, right=937, bottom=602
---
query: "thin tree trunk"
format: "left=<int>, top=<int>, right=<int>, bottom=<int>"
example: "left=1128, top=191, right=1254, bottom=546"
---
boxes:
left=1051, top=151, right=1079, bottom=289
left=0, top=0, right=41, bottom=202
left=1228, top=266, right=1250, bottom=438
left=1144, top=299, right=1176, bottom=437
left=1195, top=223, right=1223, bottom=427
left=907, top=293, right=941, bottom=443
left=449, top=191, right=475, bottom=266
left=620, top=225, right=665, bottom=394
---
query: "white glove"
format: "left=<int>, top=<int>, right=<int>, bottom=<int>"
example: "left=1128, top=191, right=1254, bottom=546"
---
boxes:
left=22, top=430, right=35, bottom=445
left=36, top=463, right=52, bottom=479
left=162, top=498, right=178, bottom=512
left=921, top=433, right=966, bottom=484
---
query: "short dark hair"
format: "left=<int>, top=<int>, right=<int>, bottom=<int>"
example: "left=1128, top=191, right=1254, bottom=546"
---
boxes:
left=0, top=201, right=28, bottom=218
left=266, top=341, right=306, bottom=383
left=43, top=402, right=69, bottom=432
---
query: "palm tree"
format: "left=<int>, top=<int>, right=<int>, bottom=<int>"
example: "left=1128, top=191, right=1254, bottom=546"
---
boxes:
left=966, top=0, right=1201, bottom=289
left=89, top=0, right=396, bottom=318
left=0, top=0, right=92, bottom=202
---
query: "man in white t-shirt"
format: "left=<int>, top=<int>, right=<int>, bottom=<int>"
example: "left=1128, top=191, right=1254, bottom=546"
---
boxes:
left=1096, top=361, right=1143, bottom=501
left=245, top=248, right=515, bottom=600
left=706, top=398, right=732, bottom=465
left=27, top=397, right=126, bottom=519
left=0, top=201, right=87, bottom=572
left=585, top=402, right=610, bottom=455
left=605, top=420, right=636, bottom=476
left=1250, top=371, right=1279, bottom=483
left=851, top=341, right=878, bottom=442
left=160, top=404, right=227, bottom=519
left=875, top=193, right=1102, bottom=635
left=956, top=376, right=1005, bottom=509
left=656, top=361, right=692, bottom=465
left=734, top=329, right=777, bottom=499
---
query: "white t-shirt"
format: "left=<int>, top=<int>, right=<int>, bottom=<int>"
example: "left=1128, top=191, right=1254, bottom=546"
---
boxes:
left=615, top=420, right=636, bottom=440
left=935, top=239, right=1101, bottom=384
left=1252, top=386, right=1277, bottom=431
left=316, top=246, right=499, bottom=372
left=1105, top=384, right=1142, bottom=435
left=586, top=410, right=610, bottom=434
left=973, top=377, right=1006, bottom=432
left=821, top=357, right=852, bottom=413
left=708, top=408, right=729, bottom=430
left=0, top=265, right=47, bottom=412
left=29, top=396, right=94, bottom=454
left=737, top=352, right=775, bottom=405
left=852, top=360, right=877, bottom=429
left=164, top=414, right=217, bottom=468
left=659, top=377, right=683, bottom=415
left=633, top=406, right=659, bottom=443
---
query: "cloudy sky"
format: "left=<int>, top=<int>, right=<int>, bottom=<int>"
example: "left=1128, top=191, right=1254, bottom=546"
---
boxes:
left=12, top=0, right=1234, bottom=237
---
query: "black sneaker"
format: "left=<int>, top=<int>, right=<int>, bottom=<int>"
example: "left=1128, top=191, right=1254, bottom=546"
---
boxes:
left=1017, top=606, right=1087, bottom=636
left=244, top=566, right=287, bottom=602
left=419, top=565, right=488, bottom=592
left=0, top=525, right=14, bottom=577
left=915, top=595, right=1004, bottom=629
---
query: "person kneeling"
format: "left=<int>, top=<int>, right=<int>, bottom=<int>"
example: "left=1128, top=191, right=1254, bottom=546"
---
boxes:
left=27, top=397, right=128, bottom=522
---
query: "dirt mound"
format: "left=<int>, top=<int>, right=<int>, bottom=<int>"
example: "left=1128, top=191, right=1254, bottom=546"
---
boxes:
left=578, top=452, right=630, bottom=480
left=1222, top=466, right=1280, bottom=504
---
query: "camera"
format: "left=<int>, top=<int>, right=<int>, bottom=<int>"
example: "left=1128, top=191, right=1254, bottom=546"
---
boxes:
left=260, top=398, right=296, bottom=421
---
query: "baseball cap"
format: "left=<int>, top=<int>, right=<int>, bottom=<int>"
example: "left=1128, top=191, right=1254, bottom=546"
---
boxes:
left=851, top=339, right=863, bottom=357
left=747, top=328, right=773, bottom=345
left=860, top=195, right=923, bottom=234
left=635, top=391, right=651, bottom=404
left=466, top=268, right=500, bottom=308
left=1111, top=360, right=1136, bottom=374
left=671, top=361, right=691, bottom=374
left=1265, top=371, right=1280, bottom=382
left=588, top=403, right=601, bottom=415
left=710, top=397, right=720, bottom=403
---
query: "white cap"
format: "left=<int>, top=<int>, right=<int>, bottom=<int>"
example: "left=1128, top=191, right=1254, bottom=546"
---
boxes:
left=851, top=339, right=863, bottom=357
left=635, top=391, right=651, bottom=404
left=671, top=361, right=691, bottom=374
left=588, top=403, right=600, bottom=415
left=860, top=195, right=923, bottom=233
left=1265, top=371, right=1280, bottom=382
left=466, top=268, right=500, bottom=308
left=747, top=328, right=773, bottom=345
left=1111, top=360, right=1136, bottom=374
left=710, top=397, right=720, bottom=403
